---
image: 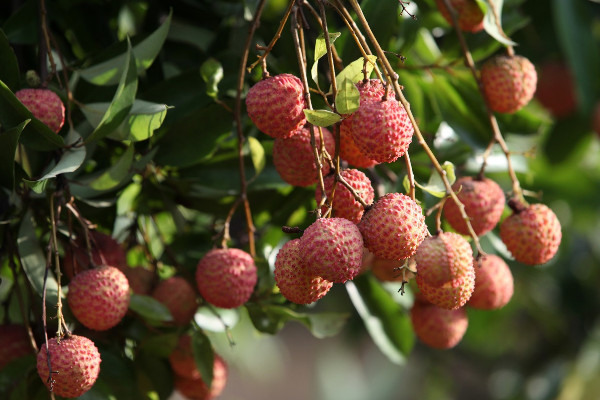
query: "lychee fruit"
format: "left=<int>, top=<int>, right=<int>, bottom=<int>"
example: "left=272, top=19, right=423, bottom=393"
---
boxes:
left=36, top=334, right=101, bottom=398
left=152, top=276, right=198, bottom=325
left=415, top=232, right=475, bottom=310
left=168, top=334, right=200, bottom=380
left=480, top=55, right=537, bottom=114
left=245, top=73, right=306, bottom=138
left=435, top=0, right=484, bottom=32
left=0, top=324, right=31, bottom=370
left=122, top=265, right=155, bottom=295
left=174, top=353, right=228, bottom=400
left=500, top=201, right=562, bottom=265
left=371, top=258, right=415, bottom=282
left=15, top=88, right=65, bottom=133
left=274, top=239, right=333, bottom=304
left=196, top=248, right=257, bottom=309
left=339, top=125, right=379, bottom=169
left=443, top=176, right=505, bottom=236
left=410, top=298, right=468, bottom=349
left=468, top=254, right=513, bottom=310
left=273, top=125, right=335, bottom=187
left=359, top=193, right=427, bottom=261
left=299, top=217, right=364, bottom=283
left=315, top=169, right=375, bottom=224
left=350, top=98, right=414, bottom=163
left=62, top=230, right=127, bottom=279
left=535, top=61, right=577, bottom=117
left=67, top=265, right=130, bottom=331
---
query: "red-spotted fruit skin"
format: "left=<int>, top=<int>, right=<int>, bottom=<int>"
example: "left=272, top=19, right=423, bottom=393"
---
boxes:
left=152, top=276, right=198, bottom=325
left=443, top=176, right=505, bottom=236
left=415, top=232, right=475, bottom=310
left=196, top=248, right=257, bottom=309
left=245, top=74, right=306, bottom=138
left=536, top=61, right=577, bottom=117
left=174, top=353, right=227, bottom=400
left=0, top=325, right=31, bottom=370
left=350, top=98, right=414, bottom=163
left=481, top=55, right=537, bottom=114
left=411, top=299, right=468, bottom=349
left=315, top=169, right=375, bottom=224
left=274, top=239, right=333, bottom=304
left=273, top=126, right=335, bottom=187
left=359, top=193, right=427, bottom=261
left=435, top=0, right=484, bottom=32
left=36, top=335, right=101, bottom=398
left=16, top=88, right=65, bottom=133
left=299, top=218, right=364, bottom=283
left=339, top=124, right=379, bottom=169
left=500, top=203, right=561, bottom=265
left=468, top=254, right=514, bottom=309
left=67, top=266, right=130, bottom=331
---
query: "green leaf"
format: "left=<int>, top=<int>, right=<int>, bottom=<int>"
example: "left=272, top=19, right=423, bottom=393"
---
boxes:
left=78, top=10, right=172, bottom=85
left=0, top=119, right=28, bottom=190
left=247, top=136, right=266, bottom=177
left=84, top=40, right=138, bottom=144
left=128, top=294, right=174, bottom=322
left=480, top=0, right=517, bottom=46
left=194, top=306, right=240, bottom=332
left=138, top=333, right=179, bottom=357
left=334, top=56, right=377, bottom=89
left=415, top=161, right=456, bottom=198
left=346, top=275, right=414, bottom=364
left=335, top=78, right=360, bottom=115
left=311, top=32, right=341, bottom=89
left=303, top=109, right=341, bottom=127
left=88, top=145, right=135, bottom=191
left=192, top=330, right=214, bottom=389
left=81, top=100, right=168, bottom=142
left=200, top=58, right=223, bottom=99
left=0, top=29, right=20, bottom=90
left=18, top=210, right=60, bottom=305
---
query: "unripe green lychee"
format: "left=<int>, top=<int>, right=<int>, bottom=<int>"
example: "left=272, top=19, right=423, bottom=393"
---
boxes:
left=36, top=335, right=101, bottom=398
left=315, top=169, right=375, bottom=224
left=152, top=276, right=198, bottom=325
left=435, top=0, right=484, bottom=32
left=411, top=298, right=468, bottom=349
left=16, top=88, right=65, bottom=133
left=468, top=254, right=514, bottom=310
left=196, top=248, right=257, bottom=308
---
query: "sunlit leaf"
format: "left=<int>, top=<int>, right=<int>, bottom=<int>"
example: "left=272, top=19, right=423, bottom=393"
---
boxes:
left=247, top=136, right=266, bottom=177
left=334, top=55, right=377, bottom=89
left=200, top=58, right=223, bottom=99
left=311, top=32, right=341, bottom=89
left=88, top=146, right=135, bottom=191
left=335, top=78, right=360, bottom=115
left=480, top=0, right=517, bottom=46
left=303, top=109, right=341, bottom=127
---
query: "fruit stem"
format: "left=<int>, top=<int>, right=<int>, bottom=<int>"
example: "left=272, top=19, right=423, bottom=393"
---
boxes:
left=50, top=193, right=70, bottom=337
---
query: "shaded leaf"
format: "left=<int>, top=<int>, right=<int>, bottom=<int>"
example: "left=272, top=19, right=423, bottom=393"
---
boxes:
left=415, top=161, right=457, bottom=198
left=247, top=136, right=266, bottom=177
left=480, top=0, right=517, bottom=46
left=88, top=146, right=135, bottom=191
left=0, top=119, right=28, bottom=190
left=0, top=29, right=20, bottom=90
left=138, top=333, right=179, bottom=357
left=129, top=294, right=173, bottom=322
left=192, top=330, right=215, bottom=390
left=335, top=78, right=360, bottom=115
left=303, top=109, right=341, bottom=127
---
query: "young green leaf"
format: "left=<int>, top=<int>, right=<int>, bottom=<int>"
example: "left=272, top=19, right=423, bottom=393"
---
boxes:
left=311, top=32, right=341, bottom=89
left=247, top=136, right=266, bottom=177
left=200, top=58, right=223, bottom=99
left=335, top=78, right=360, bottom=115
left=303, top=109, right=341, bottom=127
left=334, top=55, right=377, bottom=90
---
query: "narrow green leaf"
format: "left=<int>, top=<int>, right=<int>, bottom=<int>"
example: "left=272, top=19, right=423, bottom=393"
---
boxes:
left=84, top=40, right=138, bottom=144
left=0, top=120, right=28, bottom=189
left=480, top=0, right=517, bottom=46
left=192, top=330, right=214, bottom=390
left=335, top=78, right=360, bottom=115
left=334, top=55, right=377, bottom=89
left=200, top=58, right=223, bottom=99
left=0, top=29, right=20, bottom=90
left=346, top=275, right=414, bottom=364
left=303, top=109, right=341, bottom=127
left=129, top=294, right=173, bottom=322
left=311, top=32, right=341, bottom=88
left=88, top=146, right=135, bottom=191
left=247, top=136, right=266, bottom=177
left=78, top=10, right=172, bottom=85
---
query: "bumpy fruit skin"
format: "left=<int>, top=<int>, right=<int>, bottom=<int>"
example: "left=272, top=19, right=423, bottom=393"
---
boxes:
left=15, top=88, right=65, bottom=133
left=435, top=0, right=484, bottom=32
left=443, top=176, right=505, bottom=236
left=481, top=55, right=537, bottom=114
left=468, top=255, right=514, bottom=309
left=350, top=98, right=414, bottom=163
left=122, top=265, right=155, bottom=295
left=359, top=193, right=427, bottom=261
left=315, top=169, right=375, bottom=224
left=196, top=248, right=257, bottom=308
left=273, top=126, right=335, bottom=186
left=536, top=61, right=577, bottom=117
left=62, top=231, right=127, bottom=279
left=411, top=299, right=468, bottom=349
left=152, top=277, right=198, bottom=325
left=274, top=239, right=333, bottom=304
left=339, top=125, right=378, bottom=169
left=36, top=335, right=101, bottom=398
left=68, top=266, right=130, bottom=331
left=0, top=325, right=31, bottom=370
left=174, top=354, right=227, bottom=400
left=500, top=203, right=562, bottom=265
left=371, top=258, right=415, bottom=282
left=299, top=218, right=364, bottom=283
left=245, top=74, right=306, bottom=138
left=415, top=232, right=475, bottom=310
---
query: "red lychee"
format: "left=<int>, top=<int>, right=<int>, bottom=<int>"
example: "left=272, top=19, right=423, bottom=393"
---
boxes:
left=339, top=124, right=379, bottom=169
left=196, top=248, right=257, bottom=309
left=245, top=73, right=306, bottom=138
left=443, top=176, right=505, bottom=236
left=169, top=334, right=200, bottom=380
left=435, top=0, right=484, bottom=32
left=410, top=298, right=468, bottom=349
left=480, top=55, right=537, bottom=114
left=152, top=276, right=198, bottom=326
left=274, top=239, right=333, bottom=304
left=0, top=324, right=31, bottom=370
left=468, top=254, right=514, bottom=310
left=315, top=169, right=375, bottom=224
left=500, top=201, right=562, bottom=265
left=174, top=353, right=227, bottom=400
left=359, top=193, right=427, bottom=261
left=122, top=265, right=155, bottom=295
left=67, top=265, right=130, bottom=331
left=15, top=88, right=65, bottom=133
left=371, top=258, right=415, bottom=282
left=273, top=125, right=335, bottom=187
left=299, top=217, right=364, bottom=283
left=535, top=61, right=577, bottom=117
left=36, top=334, right=101, bottom=398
